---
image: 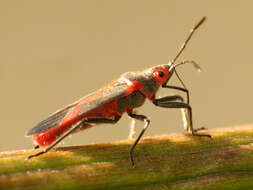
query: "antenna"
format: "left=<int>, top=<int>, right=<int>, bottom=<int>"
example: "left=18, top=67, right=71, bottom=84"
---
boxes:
left=170, top=17, right=206, bottom=90
left=171, top=17, right=206, bottom=64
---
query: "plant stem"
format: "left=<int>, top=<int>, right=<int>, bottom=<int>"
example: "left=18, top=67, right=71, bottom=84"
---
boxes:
left=1, top=124, right=253, bottom=190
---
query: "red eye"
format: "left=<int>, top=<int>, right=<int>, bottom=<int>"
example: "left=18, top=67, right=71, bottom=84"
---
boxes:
left=153, top=68, right=169, bottom=85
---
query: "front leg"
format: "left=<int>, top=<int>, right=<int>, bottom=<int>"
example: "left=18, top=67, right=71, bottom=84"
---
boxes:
left=162, top=84, right=190, bottom=104
left=153, top=97, right=212, bottom=138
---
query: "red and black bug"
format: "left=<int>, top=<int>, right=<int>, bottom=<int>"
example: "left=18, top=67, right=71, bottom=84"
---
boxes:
left=26, top=17, right=212, bottom=167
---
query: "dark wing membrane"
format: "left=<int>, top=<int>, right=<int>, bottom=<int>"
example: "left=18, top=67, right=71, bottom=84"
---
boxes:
left=77, top=84, right=128, bottom=116
left=26, top=104, right=77, bottom=136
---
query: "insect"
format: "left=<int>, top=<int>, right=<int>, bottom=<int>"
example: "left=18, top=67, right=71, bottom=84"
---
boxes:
left=26, top=17, right=212, bottom=167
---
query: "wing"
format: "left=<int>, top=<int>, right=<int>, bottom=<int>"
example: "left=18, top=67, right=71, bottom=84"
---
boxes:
left=77, top=83, right=128, bottom=116
left=26, top=104, right=77, bottom=136
left=26, top=82, right=130, bottom=136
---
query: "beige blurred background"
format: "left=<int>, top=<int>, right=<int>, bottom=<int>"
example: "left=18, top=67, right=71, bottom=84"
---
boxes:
left=0, top=1, right=252, bottom=152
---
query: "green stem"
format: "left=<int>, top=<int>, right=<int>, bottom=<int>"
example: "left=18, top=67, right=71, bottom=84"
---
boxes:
left=1, top=124, right=253, bottom=190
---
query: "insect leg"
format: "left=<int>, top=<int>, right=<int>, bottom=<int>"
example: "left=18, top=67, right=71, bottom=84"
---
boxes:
left=128, top=112, right=150, bottom=167
left=128, top=110, right=138, bottom=140
left=162, top=84, right=189, bottom=104
left=71, top=117, right=120, bottom=133
left=155, top=93, right=206, bottom=132
left=34, top=145, right=40, bottom=149
left=27, top=120, right=83, bottom=159
left=85, top=117, right=119, bottom=124
left=155, top=94, right=184, bottom=103
left=129, top=116, right=136, bottom=140
left=153, top=99, right=212, bottom=138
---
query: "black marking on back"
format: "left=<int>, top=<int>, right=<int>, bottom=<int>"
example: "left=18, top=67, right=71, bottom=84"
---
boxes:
left=78, top=84, right=127, bottom=116
left=26, top=104, right=77, bottom=136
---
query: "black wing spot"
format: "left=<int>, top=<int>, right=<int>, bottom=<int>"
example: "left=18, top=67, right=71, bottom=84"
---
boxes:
left=26, top=104, right=77, bottom=136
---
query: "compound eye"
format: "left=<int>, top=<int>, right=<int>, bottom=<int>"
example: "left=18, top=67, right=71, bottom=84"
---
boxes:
left=158, top=71, right=164, bottom=78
